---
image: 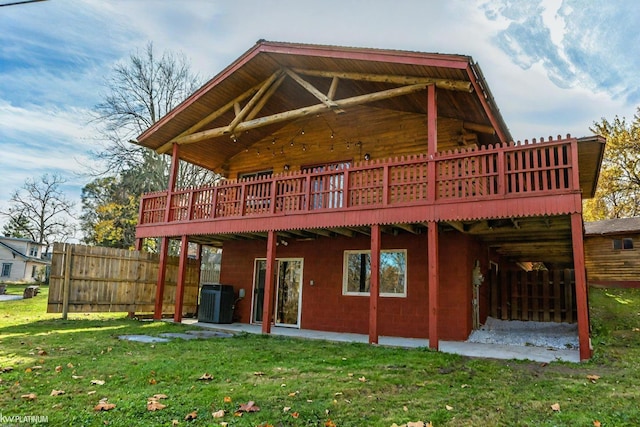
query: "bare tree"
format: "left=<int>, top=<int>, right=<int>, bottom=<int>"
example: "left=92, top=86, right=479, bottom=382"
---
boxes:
left=1, top=173, right=75, bottom=254
left=91, top=41, right=215, bottom=191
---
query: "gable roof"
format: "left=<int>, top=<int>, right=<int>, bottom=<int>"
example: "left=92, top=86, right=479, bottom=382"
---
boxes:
left=584, top=217, right=640, bottom=236
left=0, top=238, right=47, bottom=264
left=135, top=40, right=512, bottom=171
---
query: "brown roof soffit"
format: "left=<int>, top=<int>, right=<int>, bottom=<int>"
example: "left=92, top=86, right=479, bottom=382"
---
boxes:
left=579, top=134, right=606, bottom=199
left=135, top=40, right=475, bottom=146
left=136, top=41, right=267, bottom=144
left=466, top=61, right=512, bottom=144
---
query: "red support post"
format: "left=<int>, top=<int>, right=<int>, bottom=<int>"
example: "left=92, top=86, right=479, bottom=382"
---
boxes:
left=426, top=84, right=437, bottom=202
left=154, top=237, right=170, bottom=320
left=571, top=213, right=592, bottom=360
left=427, top=221, right=439, bottom=350
left=164, top=143, right=180, bottom=223
left=261, top=231, right=277, bottom=334
left=174, top=235, right=189, bottom=323
left=369, top=224, right=381, bottom=344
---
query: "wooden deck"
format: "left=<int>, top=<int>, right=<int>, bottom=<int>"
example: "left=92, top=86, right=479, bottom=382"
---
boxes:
left=137, top=137, right=582, bottom=238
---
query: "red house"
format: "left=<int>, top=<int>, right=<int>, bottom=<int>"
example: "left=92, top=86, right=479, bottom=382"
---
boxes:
left=133, top=41, right=605, bottom=361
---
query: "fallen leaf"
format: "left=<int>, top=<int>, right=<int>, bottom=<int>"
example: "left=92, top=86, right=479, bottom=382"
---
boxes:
left=21, top=393, right=37, bottom=401
left=220, top=423, right=228, bottom=427
left=38, top=350, right=47, bottom=356
left=149, top=378, right=157, bottom=385
left=55, top=365, right=63, bottom=373
left=445, top=405, right=454, bottom=411
left=151, top=394, right=168, bottom=400
left=283, top=406, right=291, bottom=412
left=237, top=401, right=260, bottom=413
left=72, top=375, right=83, bottom=379
left=461, top=384, right=470, bottom=388
left=291, top=411, right=299, bottom=419
left=551, top=403, right=561, bottom=412
left=254, top=371, right=264, bottom=376
left=288, top=391, right=298, bottom=397
left=25, top=368, right=32, bottom=373
left=94, top=401, right=116, bottom=411
left=172, top=420, right=179, bottom=426
left=593, top=421, right=601, bottom=427
left=325, top=420, right=337, bottom=427
left=198, top=373, right=213, bottom=381
left=50, top=389, right=65, bottom=396
left=358, top=376, right=366, bottom=382
left=1, top=366, right=13, bottom=373
left=67, top=363, right=74, bottom=368
left=87, top=390, right=96, bottom=395
left=587, top=374, right=601, bottom=383
left=147, top=400, right=167, bottom=411
left=91, top=379, right=105, bottom=385
left=184, top=410, right=197, bottom=421
left=223, top=396, right=232, bottom=403
left=212, top=409, right=225, bottom=418
left=408, top=422, right=425, bottom=427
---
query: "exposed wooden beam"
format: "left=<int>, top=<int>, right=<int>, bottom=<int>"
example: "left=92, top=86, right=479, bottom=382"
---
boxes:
left=284, top=68, right=345, bottom=113
left=328, top=76, right=339, bottom=100
left=309, top=228, right=332, bottom=237
left=463, top=121, right=495, bottom=135
left=245, top=73, right=286, bottom=122
left=395, top=223, right=420, bottom=234
left=330, top=227, right=354, bottom=237
left=293, top=68, right=472, bottom=92
left=445, top=221, right=467, bottom=233
left=227, top=70, right=283, bottom=135
left=157, top=84, right=261, bottom=153
left=171, top=83, right=431, bottom=147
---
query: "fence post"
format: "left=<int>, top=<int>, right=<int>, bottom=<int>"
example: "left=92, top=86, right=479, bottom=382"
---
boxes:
left=62, top=244, right=72, bottom=320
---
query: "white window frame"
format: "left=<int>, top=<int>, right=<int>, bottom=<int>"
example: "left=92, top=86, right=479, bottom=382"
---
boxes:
left=342, top=249, right=407, bottom=298
left=1, top=263, right=12, bottom=277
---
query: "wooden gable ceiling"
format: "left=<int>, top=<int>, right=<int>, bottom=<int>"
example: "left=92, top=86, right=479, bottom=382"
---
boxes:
left=135, top=41, right=512, bottom=172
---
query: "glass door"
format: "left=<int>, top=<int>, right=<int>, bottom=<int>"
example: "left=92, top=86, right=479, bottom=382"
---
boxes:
left=251, top=258, right=303, bottom=328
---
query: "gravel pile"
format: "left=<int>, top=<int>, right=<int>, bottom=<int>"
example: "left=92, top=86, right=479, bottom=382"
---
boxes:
left=467, top=317, right=579, bottom=349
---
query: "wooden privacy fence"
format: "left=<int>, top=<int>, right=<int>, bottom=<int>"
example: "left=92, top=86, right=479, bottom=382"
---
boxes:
left=48, top=243, right=199, bottom=316
left=488, top=268, right=577, bottom=323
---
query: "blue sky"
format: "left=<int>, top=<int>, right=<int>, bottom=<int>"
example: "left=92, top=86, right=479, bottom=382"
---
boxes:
left=1, top=0, right=638, bottom=235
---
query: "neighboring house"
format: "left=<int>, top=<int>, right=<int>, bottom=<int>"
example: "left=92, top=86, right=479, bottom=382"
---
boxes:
left=585, top=217, right=640, bottom=288
left=0, top=236, right=49, bottom=283
left=132, top=41, right=605, bottom=360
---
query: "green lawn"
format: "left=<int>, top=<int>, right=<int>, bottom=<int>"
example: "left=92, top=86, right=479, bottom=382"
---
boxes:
left=0, top=283, right=639, bottom=426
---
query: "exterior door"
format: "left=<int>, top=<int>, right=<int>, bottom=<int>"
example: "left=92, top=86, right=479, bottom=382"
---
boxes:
left=251, top=258, right=303, bottom=328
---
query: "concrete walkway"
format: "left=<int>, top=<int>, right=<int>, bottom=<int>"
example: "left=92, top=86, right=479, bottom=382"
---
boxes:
left=0, top=294, right=22, bottom=301
left=183, top=320, right=580, bottom=363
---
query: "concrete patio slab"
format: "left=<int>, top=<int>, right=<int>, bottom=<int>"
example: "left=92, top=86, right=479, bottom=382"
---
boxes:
left=118, top=335, right=170, bottom=343
left=183, top=320, right=580, bottom=363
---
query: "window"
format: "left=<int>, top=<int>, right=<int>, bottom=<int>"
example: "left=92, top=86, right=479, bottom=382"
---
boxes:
left=303, top=161, right=351, bottom=209
left=343, top=250, right=407, bottom=297
left=1, top=263, right=11, bottom=277
left=29, top=246, right=39, bottom=257
left=613, top=238, right=634, bottom=250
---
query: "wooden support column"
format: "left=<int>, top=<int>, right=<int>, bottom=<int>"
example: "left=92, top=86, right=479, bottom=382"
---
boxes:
left=427, top=221, right=439, bottom=350
left=261, top=231, right=277, bottom=334
left=426, top=84, right=437, bottom=202
left=154, top=237, right=170, bottom=320
left=135, top=238, right=143, bottom=251
left=174, top=235, right=189, bottom=323
left=369, top=224, right=381, bottom=344
left=571, top=213, right=592, bottom=360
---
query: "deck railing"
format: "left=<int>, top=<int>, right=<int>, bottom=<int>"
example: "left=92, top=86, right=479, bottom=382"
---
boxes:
left=140, top=136, right=577, bottom=225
